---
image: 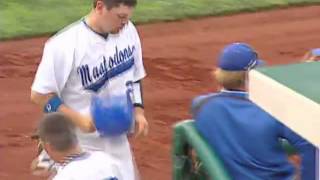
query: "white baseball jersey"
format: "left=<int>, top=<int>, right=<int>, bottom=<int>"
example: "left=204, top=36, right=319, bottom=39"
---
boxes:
left=53, top=151, right=122, bottom=180
left=32, top=19, right=146, bottom=180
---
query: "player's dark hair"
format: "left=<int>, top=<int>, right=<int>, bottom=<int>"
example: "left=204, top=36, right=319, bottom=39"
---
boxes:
left=37, top=113, right=78, bottom=152
left=93, top=0, right=137, bottom=9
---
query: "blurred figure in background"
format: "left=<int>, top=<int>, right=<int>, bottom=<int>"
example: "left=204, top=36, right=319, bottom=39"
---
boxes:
left=302, top=48, right=320, bottom=62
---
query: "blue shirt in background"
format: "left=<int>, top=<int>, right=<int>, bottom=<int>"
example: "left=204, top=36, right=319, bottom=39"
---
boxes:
left=192, top=90, right=316, bottom=180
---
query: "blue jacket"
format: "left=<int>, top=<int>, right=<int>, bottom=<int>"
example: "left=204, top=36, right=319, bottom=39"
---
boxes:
left=192, top=90, right=316, bottom=180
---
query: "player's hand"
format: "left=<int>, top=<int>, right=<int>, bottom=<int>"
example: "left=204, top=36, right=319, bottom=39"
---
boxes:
left=79, top=115, right=96, bottom=133
left=30, top=158, right=52, bottom=178
left=288, top=155, right=301, bottom=180
left=134, top=107, right=148, bottom=138
left=58, top=105, right=96, bottom=133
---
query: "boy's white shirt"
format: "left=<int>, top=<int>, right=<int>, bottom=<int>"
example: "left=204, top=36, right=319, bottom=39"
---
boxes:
left=32, top=20, right=146, bottom=180
left=53, top=151, right=122, bottom=180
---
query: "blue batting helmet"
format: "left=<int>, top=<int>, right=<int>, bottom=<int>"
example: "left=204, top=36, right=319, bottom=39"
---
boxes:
left=218, top=42, right=265, bottom=71
left=90, top=90, right=134, bottom=137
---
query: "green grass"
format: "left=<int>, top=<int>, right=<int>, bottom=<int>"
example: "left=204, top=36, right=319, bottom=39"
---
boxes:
left=0, top=0, right=319, bottom=40
left=0, top=0, right=91, bottom=40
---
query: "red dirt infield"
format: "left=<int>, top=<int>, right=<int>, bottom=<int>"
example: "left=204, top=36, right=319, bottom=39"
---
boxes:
left=0, top=5, right=319, bottom=180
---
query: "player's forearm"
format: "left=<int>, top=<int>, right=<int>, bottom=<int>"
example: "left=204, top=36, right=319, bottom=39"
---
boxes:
left=282, top=126, right=317, bottom=179
left=30, top=91, right=54, bottom=107
left=31, top=91, right=95, bottom=133
left=58, top=105, right=96, bottom=133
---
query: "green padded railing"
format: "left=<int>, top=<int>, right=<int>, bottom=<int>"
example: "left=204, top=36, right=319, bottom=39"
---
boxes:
left=172, top=120, right=231, bottom=180
left=172, top=120, right=297, bottom=180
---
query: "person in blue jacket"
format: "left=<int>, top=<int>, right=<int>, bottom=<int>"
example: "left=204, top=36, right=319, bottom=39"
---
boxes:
left=192, top=42, right=316, bottom=180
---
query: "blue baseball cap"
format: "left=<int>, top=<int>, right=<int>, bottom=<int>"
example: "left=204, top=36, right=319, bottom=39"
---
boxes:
left=218, top=43, right=264, bottom=71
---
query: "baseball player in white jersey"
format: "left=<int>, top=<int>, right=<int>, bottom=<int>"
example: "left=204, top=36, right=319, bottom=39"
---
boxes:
left=35, top=113, right=122, bottom=180
left=30, top=0, right=148, bottom=179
